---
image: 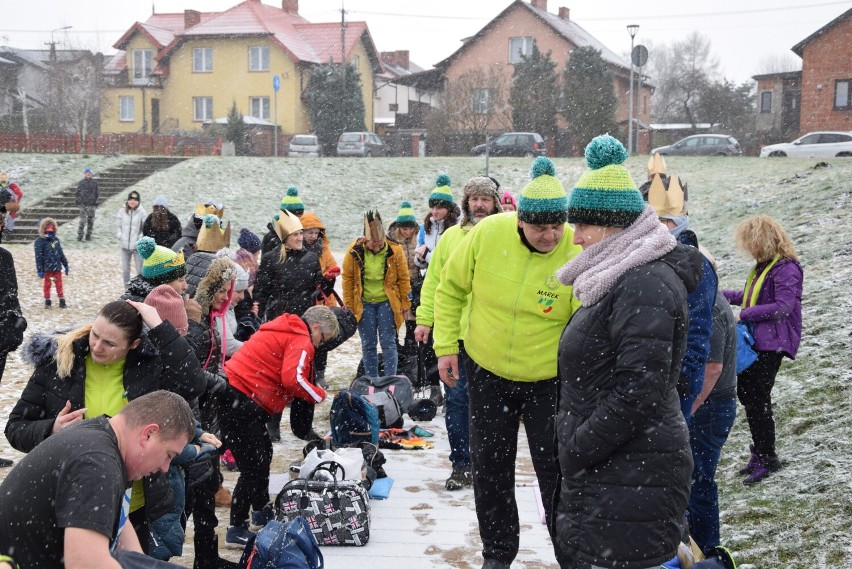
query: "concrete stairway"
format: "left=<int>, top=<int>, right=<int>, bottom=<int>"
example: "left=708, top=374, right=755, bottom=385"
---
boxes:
left=4, top=156, right=187, bottom=244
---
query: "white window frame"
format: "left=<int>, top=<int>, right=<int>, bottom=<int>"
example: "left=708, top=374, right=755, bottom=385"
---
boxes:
left=119, top=96, right=135, bottom=121
left=132, top=49, right=154, bottom=84
left=193, top=96, right=213, bottom=122
left=249, top=46, right=270, bottom=72
left=192, top=47, right=213, bottom=72
left=835, top=79, right=851, bottom=110
left=351, top=55, right=360, bottom=70
left=250, top=96, right=270, bottom=120
left=472, top=88, right=494, bottom=114
left=509, top=37, right=534, bottom=64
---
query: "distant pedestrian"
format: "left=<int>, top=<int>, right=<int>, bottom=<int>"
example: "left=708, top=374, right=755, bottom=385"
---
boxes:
left=34, top=217, right=69, bottom=309
left=75, top=167, right=99, bottom=241
left=499, top=190, right=517, bottom=212
left=723, top=215, right=803, bottom=485
left=143, top=195, right=183, bottom=248
left=117, top=190, right=147, bottom=286
left=0, top=171, right=22, bottom=234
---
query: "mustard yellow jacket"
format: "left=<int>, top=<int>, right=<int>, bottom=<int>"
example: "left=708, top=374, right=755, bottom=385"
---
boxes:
left=342, top=239, right=412, bottom=329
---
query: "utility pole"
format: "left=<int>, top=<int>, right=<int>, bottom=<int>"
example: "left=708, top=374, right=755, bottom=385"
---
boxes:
left=340, top=2, right=347, bottom=127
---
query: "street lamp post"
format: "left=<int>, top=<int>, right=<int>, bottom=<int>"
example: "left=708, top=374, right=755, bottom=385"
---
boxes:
left=626, top=24, right=639, bottom=155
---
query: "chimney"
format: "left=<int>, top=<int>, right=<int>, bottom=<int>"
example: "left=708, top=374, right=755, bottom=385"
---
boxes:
left=184, top=9, right=201, bottom=29
left=531, top=0, right=548, bottom=11
left=558, top=7, right=569, bottom=19
left=282, top=0, right=298, bottom=13
left=381, top=50, right=410, bottom=70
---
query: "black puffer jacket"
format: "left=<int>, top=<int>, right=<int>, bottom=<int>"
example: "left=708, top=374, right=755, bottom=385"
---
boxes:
left=121, top=274, right=156, bottom=301
left=261, top=222, right=281, bottom=255
left=185, top=251, right=216, bottom=298
left=6, top=321, right=207, bottom=523
left=554, top=245, right=702, bottom=569
left=254, top=246, right=330, bottom=321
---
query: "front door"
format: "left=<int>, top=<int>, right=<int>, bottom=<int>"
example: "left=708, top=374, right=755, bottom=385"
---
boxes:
left=151, top=98, right=160, bottom=133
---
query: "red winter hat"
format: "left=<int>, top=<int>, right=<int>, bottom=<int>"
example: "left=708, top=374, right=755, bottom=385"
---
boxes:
left=144, top=285, right=188, bottom=335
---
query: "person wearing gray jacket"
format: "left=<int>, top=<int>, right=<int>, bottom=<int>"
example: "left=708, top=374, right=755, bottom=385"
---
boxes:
left=116, top=190, right=147, bottom=286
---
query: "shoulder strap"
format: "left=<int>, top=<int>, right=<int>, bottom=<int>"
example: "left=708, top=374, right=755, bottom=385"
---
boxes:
left=742, top=254, right=781, bottom=309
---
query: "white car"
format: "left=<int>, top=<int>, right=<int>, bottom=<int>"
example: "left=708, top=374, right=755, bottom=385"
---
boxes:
left=760, top=131, right=852, bottom=158
left=288, top=134, right=322, bottom=157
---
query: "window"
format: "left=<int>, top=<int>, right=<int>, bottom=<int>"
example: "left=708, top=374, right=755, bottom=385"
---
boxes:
left=351, top=55, right=360, bottom=69
left=819, top=133, right=851, bottom=144
left=472, top=89, right=494, bottom=114
left=509, top=37, right=534, bottom=63
left=250, top=96, right=270, bottom=120
left=119, top=96, right=135, bottom=121
left=193, top=97, right=213, bottom=121
left=701, top=137, right=720, bottom=146
left=249, top=46, right=270, bottom=71
left=132, top=49, right=154, bottom=84
left=834, top=79, right=851, bottom=109
left=192, top=47, right=213, bottom=72
left=760, top=91, right=772, bottom=113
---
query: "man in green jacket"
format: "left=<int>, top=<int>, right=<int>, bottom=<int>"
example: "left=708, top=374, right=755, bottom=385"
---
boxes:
left=433, top=157, right=581, bottom=569
left=414, top=175, right=502, bottom=491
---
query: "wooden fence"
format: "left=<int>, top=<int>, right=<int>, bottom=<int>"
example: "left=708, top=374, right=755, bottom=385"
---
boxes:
left=0, top=132, right=222, bottom=156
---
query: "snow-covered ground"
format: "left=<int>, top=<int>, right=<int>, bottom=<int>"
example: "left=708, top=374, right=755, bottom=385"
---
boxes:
left=1, top=153, right=851, bottom=568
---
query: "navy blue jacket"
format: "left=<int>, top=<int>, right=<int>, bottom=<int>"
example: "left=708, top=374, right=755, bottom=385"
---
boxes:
left=33, top=236, right=69, bottom=275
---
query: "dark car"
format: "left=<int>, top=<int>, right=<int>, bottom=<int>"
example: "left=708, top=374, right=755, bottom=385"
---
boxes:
left=471, top=132, right=546, bottom=157
left=651, top=134, right=742, bottom=157
left=337, top=132, right=387, bottom=157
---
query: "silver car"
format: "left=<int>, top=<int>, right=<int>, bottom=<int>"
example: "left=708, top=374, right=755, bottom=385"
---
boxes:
left=288, top=134, right=322, bottom=157
left=337, top=132, right=387, bottom=157
left=759, top=131, right=852, bottom=158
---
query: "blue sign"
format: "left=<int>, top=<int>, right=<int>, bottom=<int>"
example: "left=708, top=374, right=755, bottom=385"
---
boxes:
left=273, top=75, right=280, bottom=92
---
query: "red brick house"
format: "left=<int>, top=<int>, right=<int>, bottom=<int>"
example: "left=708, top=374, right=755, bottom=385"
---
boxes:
left=755, top=7, right=851, bottom=138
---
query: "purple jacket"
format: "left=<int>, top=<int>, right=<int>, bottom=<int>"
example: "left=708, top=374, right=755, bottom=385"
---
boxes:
left=723, top=258, right=803, bottom=359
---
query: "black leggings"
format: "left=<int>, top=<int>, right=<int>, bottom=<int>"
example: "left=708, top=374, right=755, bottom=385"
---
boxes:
left=736, top=351, right=784, bottom=457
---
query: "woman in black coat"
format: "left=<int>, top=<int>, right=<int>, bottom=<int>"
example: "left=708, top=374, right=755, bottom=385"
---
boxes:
left=5, top=299, right=206, bottom=552
left=553, top=136, right=699, bottom=569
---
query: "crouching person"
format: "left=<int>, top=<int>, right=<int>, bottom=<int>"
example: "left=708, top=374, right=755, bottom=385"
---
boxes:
left=219, top=305, right=339, bottom=547
left=0, top=390, right=195, bottom=569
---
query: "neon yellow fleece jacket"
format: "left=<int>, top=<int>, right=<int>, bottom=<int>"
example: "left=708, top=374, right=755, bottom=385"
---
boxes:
left=433, top=213, right=581, bottom=382
left=416, top=223, right=472, bottom=335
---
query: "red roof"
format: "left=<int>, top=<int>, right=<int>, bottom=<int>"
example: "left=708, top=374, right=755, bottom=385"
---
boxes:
left=111, top=0, right=381, bottom=72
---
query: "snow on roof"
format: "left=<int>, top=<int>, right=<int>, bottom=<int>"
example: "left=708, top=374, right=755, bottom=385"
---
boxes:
left=205, top=115, right=275, bottom=126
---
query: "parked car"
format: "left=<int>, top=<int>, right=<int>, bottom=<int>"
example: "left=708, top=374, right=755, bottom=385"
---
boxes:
left=336, top=132, right=387, bottom=157
left=651, top=134, right=742, bottom=157
left=288, top=134, right=322, bottom=157
left=471, top=132, right=546, bottom=157
left=759, top=131, right=852, bottom=158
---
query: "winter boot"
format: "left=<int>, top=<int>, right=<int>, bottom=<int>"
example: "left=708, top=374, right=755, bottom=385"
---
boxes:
left=737, top=444, right=760, bottom=476
left=59, top=298, right=67, bottom=309
left=193, top=535, right=238, bottom=569
left=445, top=466, right=472, bottom=491
left=742, top=456, right=770, bottom=485
left=44, top=299, right=51, bottom=309
left=761, top=452, right=783, bottom=473
left=224, top=524, right=255, bottom=549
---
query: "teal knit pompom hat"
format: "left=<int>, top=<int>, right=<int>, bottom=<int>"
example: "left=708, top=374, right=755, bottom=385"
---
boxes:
left=567, top=134, right=644, bottom=228
left=136, top=236, right=187, bottom=285
left=280, top=186, right=305, bottom=215
left=395, top=201, right=417, bottom=227
left=517, top=157, right=568, bottom=225
left=427, top=174, right=454, bottom=208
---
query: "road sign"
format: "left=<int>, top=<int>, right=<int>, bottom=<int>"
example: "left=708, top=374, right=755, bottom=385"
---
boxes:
left=273, top=75, right=280, bottom=92
left=632, top=45, right=648, bottom=67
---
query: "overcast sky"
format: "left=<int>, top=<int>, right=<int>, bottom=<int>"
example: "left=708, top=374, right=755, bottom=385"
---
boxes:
left=2, top=0, right=849, bottom=82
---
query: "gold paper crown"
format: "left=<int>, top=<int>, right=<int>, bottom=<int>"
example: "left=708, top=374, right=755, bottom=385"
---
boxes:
left=647, top=152, right=667, bottom=176
left=274, top=210, right=303, bottom=241
left=648, top=173, right=686, bottom=217
left=194, top=203, right=225, bottom=218
left=196, top=217, right=231, bottom=252
left=363, top=210, right=384, bottom=242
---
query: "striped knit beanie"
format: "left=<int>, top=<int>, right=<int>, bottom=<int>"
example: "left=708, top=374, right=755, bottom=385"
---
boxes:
left=567, top=134, right=644, bottom=228
left=136, top=236, right=186, bottom=285
left=517, top=157, right=568, bottom=225
left=395, top=201, right=417, bottom=227
left=280, top=186, right=305, bottom=215
left=427, top=174, right=454, bottom=208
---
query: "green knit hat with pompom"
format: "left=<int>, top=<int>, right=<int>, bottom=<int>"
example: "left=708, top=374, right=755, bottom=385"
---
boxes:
left=395, top=201, right=417, bottom=227
left=136, top=236, right=186, bottom=285
left=567, top=134, right=644, bottom=228
left=280, top=186, right=305, bottom=214
left=517, top=157, right=568, bottom=225
left=427, top=174, right=454, bottom=208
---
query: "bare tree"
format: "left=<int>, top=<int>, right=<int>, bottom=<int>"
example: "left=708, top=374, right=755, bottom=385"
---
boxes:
left=426, top=67, right=508, bottom=154
left=755, top=54, right=802, bottom=75
left=646, top=32, right=719, bottom=126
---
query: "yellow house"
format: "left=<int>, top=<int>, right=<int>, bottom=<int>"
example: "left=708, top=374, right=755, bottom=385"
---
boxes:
left=101, top=0, right=381, bottom=138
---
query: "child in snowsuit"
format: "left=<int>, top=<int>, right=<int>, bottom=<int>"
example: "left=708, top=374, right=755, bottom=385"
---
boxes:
left=34, top=218, right=69, bottom=308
